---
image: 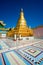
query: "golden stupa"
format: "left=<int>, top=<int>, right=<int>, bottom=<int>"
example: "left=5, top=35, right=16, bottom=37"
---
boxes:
left=7, top=9, right=33, bottom=37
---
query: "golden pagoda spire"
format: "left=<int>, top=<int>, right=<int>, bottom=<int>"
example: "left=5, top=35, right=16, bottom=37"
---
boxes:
left=20, top=8, right=24, bottom=19
left=16, top=8, right=27, bottom=27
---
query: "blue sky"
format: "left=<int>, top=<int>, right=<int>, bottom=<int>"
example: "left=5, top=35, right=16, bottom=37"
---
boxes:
left=0, top=0, right=43, bottom=28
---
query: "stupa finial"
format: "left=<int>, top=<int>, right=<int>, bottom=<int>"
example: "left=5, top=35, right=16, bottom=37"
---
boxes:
left=21, top=8, right=23, bottom=12
left=20, top=8, right=24, bottom=19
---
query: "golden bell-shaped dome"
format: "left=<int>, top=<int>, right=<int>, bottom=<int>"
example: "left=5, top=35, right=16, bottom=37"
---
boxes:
left=15, top=8, right=33, bottom=36
left=7, top=8, right=33, bottom=37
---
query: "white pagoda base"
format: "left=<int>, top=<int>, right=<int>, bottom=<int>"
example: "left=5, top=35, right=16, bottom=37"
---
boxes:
left=21, top=36, right=34, bottom=40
